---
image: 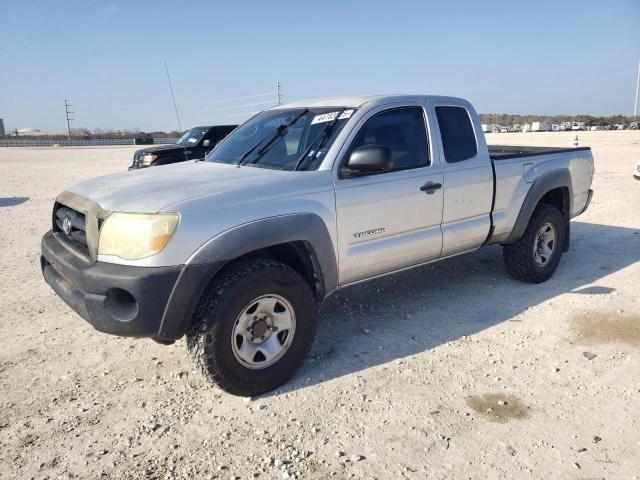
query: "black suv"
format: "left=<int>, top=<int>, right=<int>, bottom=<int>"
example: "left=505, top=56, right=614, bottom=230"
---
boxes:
left=129, top=125, right=237, bottom=169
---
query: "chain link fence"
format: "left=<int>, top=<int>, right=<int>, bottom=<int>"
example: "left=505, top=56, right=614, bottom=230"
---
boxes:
left=0, top=138, right=179, bottom=147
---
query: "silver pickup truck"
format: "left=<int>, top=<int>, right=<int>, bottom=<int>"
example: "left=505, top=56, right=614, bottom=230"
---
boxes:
left=41, top=95, right=594, bottom=395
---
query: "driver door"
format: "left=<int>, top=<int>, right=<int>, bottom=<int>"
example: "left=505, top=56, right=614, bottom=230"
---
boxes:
left=334, top=105, right=444, bottom=285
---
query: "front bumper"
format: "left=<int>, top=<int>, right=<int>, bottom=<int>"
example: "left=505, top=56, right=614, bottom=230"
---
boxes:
left=41, top=230, right=184, bottom=338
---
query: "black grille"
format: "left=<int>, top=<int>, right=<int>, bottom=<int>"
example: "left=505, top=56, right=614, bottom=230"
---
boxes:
left=53, top=203, right=89, bottom=255
left=132, top=152, right=143, bottom=168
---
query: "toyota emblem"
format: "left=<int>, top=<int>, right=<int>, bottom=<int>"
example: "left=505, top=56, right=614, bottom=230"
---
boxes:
left=62, top=216, right=72, bottom=235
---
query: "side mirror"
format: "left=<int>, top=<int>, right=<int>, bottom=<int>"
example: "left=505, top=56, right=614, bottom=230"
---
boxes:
left=340, top=145, right=392, bottom=178
left=202, top=139, right=211, bottom=147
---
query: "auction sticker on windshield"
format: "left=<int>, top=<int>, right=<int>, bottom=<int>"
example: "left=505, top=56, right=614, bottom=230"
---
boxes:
left=311, top=109, right=354, bottom=125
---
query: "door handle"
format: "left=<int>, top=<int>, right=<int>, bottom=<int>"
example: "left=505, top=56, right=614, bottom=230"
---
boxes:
left=420, top=181, right=442, bottom=193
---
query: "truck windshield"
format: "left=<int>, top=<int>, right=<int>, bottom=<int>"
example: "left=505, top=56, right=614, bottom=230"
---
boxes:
left=206, top=108, right=355, bottom=171
left=177, top=128, right=207, bottom=146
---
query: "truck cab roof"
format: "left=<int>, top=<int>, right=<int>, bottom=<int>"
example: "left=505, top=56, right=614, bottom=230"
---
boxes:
left=272, top=94, right=469, bottom=109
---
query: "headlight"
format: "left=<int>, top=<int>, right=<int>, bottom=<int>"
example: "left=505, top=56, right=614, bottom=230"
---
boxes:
left=98, top=212, right=179, bottom=260
left=141, top=154, right=157, bottom=166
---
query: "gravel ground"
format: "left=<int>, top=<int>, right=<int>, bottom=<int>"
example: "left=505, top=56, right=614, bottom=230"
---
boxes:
left=0, top=131, right=639, bottom=480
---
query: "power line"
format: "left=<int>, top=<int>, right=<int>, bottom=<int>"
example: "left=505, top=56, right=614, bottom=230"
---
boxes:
left=164, top=61, right=183, bottom=132
left=64, top=99, right=74, bottom=139
left=226, top=110, right=263, bottom=118
left=58, top=86, right=282, bottom=130
left=87, top=92, right=276, bottom=113
left=78, top=99, right=278, bottom=119
left=187, top=99, right=277, bottom=114
left=634, top=55, right=639, bottom=118
left=180, top=92, right=274, bottom=107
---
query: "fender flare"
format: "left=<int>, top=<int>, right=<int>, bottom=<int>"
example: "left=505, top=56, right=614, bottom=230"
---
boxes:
left=504, top=168, right=573, bottom=247
left=156, top=214, right=338, bottom=340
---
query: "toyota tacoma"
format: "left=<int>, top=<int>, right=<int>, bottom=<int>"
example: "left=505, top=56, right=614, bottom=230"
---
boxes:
left=41, top=95, right=594, bottom=396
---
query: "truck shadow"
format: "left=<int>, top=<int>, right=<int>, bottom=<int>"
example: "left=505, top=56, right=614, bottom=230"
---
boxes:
left=0, top=196, right=29, bottom=207
left=278, top=221, right=640, bottom=394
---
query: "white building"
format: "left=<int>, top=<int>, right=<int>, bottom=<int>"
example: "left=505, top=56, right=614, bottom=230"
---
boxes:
left=16, top=128, right=48, bottom=136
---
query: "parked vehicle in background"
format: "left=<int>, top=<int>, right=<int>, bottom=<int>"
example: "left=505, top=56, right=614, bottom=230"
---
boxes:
left=481, top=124, right=492, bottom=133
left=571, top=122, right=586, bottom=131
left=630, top=122, right=639, bottom=130
left=129, top=125, right=237, bottom=169
left=531, top=122, right=552, bottom=132
left=41, top=94, right=594, bottom=395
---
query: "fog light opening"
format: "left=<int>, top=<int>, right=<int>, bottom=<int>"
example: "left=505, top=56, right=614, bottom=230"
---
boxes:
left=104, top=288, right=139, bottom=322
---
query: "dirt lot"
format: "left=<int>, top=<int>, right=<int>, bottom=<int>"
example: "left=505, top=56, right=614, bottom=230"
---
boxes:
left=1, top=131, right=639, bottom=480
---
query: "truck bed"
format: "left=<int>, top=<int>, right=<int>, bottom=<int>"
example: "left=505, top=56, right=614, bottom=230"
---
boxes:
left=489, top=145, right=591, bottom=160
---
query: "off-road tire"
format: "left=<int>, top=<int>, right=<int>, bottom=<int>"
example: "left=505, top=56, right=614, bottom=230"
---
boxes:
left=503, top=204, right=565, bottom=283
left=186, top=258, right=317, bottom=396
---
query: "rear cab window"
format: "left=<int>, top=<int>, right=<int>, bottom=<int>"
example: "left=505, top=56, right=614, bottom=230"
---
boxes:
left=435, top=106, right=477, bottom=163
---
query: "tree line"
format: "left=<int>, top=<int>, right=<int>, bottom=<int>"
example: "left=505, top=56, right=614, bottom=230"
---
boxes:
left=2, top=128, right=182, bottom=140
left=4, top=114, right=639, bottom=139
left=479, top=114, right=636, bottom=127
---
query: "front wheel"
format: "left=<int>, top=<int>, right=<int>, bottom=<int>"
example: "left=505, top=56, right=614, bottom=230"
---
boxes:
left=503, top=204, right=565, bottom=283
left=186, top=258, right=317, bottom=396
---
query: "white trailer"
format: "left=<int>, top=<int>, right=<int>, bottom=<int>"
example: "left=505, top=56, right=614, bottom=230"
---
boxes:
left=531, top=122, right=552, bottom=132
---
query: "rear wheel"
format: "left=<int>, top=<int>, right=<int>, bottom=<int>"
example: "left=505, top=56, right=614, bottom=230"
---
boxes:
left=186, top=258, right=317, bottom=396
left=503, top=204, right=565, bottom=283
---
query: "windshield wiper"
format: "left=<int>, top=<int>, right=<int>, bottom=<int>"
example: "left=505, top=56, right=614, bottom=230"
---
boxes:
left=293, top=108, right=346, bottom=171
left=237, top=109, right=309, bottom=166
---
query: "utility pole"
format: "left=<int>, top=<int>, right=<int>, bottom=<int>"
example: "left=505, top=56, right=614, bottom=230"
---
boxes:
left=64, top=99, right=74, bottom=139
left=634, top=55, right=640, bottom=118
left=276, top=81, right=282, bottom=105
left=164, top=61, right=183, bottom=132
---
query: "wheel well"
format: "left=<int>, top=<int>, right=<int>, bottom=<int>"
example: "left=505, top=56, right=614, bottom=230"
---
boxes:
left=225, top=242, right=324, bottom=299
left=538, top=186, right=571, bottom=252
left=539, top=187, right=569, bottom=216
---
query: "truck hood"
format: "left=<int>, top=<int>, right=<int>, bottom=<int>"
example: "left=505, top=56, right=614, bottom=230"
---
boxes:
left=67, top=161, right=331, bottom=213
left=134, top=144, right=184, bottom=155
